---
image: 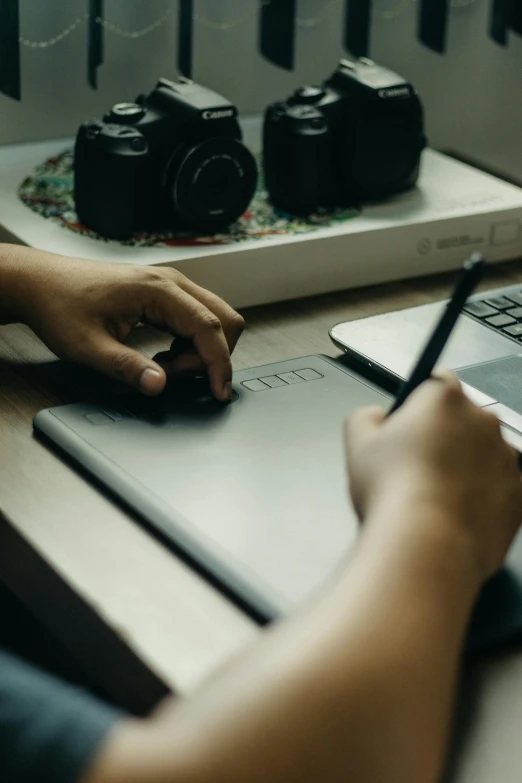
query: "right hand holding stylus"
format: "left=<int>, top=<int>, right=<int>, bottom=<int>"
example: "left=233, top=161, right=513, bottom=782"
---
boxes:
left=345, top=373, right=522, bottom=583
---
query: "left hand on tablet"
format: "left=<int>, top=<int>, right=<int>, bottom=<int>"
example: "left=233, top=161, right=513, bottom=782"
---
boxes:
left=5, top=248, right=244, bottom=400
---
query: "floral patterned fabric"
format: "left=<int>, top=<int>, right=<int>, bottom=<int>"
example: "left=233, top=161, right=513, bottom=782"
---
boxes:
left=19, top=149, right=359, bottom=248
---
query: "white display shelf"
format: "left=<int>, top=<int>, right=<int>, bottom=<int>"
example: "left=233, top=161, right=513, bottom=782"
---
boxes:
left=1, top=135, right=522, bottom=308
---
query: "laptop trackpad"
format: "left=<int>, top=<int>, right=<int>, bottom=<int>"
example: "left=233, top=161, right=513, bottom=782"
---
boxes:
left=457, top=355, right=522, bottom=416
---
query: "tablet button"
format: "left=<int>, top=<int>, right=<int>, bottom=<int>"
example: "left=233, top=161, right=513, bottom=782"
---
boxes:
left=104, top=410, right=124, bottom=422
left=242, top=379, right=270, bottom=392
left=277, top=372, right=305, bottom=384
left=85, top=412, right=114, bottom=426
left=260, top=375, right=288, bottom=388
left=295, top=369, right=323, bottom=381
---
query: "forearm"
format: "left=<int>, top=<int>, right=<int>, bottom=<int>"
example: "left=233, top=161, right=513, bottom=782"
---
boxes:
left=87, top=501, right=480, bottom=783
left=0, top=243, right=39, bottom=324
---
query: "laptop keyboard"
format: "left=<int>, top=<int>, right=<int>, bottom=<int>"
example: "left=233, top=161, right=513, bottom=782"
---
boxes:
left=464, top=291, right=522, bottom=341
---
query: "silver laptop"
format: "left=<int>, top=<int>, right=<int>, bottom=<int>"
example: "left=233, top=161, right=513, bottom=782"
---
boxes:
left=330, top=280, right=522, bottom=453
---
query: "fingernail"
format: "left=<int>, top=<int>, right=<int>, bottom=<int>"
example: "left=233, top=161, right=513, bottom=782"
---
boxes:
left=140, top=368, right=163, bottom=395
left=224, top=382, right=233, bottom=401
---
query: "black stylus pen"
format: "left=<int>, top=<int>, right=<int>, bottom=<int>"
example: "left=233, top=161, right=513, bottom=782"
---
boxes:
left=389, top=253, right=485, bottom=415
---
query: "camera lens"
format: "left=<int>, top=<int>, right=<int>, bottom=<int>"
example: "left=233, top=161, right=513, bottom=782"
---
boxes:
left=166, top=137, right=258, bottom=233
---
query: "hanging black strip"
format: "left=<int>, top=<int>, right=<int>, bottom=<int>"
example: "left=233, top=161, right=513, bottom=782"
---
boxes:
left=0, top=0, right=21, bottom=100
left=490, top=0, right=512, bottom=44
left=259, top=0, right=297, bottom=71
left=344, top=0, right=372, bottom=58
left=418, top=0, right=450, bottom=54
left=512, top=1, right=522, bottom=35
left=178, top=0, right=194, bottom=78
left=88, top=0, right=104, bottom=89
left=490, top=0, right=513, bottom=44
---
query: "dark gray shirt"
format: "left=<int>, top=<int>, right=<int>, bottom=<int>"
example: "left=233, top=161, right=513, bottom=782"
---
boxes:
left=0, top=649, right=120, bottom=783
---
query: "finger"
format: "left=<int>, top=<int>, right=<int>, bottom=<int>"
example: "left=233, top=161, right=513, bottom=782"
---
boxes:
left=345, top=406, right=386, bottom=456
left=411, top=371, right=462, bottom=400
left=507, top=443, right=521, bottom=467
left=406, top=371, right=465, bottom=412
left=144, top=286, right=233, bottom=401
left=81, top=332, right=167, bottom=395
left=175, top=276, right=245, bottom=353
left=430, top=370, right=462, bottom=390
left=482, top=412, right=521, bottom=467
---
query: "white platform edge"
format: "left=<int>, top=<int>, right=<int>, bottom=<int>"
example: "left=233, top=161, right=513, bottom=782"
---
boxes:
left=1, top=135, right=522, bottom=308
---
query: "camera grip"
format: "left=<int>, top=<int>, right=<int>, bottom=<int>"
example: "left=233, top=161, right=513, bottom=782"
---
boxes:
left=264, top=110, right=331, bottom=216
left=74, top=127, right=148, bottom=240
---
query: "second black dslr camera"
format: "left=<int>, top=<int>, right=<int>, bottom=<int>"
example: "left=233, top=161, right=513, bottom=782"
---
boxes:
left=264, top=59, right=426, bottom=215
left=74, top=78, right=258, bottom=240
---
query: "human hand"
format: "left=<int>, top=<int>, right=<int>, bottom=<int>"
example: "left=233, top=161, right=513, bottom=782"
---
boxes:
left=345, top=375, right=522, bottom=582
left=3, top=247, right=244, bottom=400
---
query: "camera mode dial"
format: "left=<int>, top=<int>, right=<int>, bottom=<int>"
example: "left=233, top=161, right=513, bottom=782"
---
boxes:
left=105, top=102, right=146, bottom=125
left=289, top=86, right=326, bottom=105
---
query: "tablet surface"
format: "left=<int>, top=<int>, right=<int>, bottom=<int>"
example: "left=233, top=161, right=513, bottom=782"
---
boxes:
left=34, top=356, right=390, bottom=618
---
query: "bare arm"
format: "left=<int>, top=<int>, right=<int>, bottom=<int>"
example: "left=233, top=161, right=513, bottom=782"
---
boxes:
left=83, top=378, right=522, bottom=783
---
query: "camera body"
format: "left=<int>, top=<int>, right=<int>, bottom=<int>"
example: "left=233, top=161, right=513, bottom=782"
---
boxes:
left=263, top=59, right=426, bottom=215
left=74, top=77, right=258, bottom=240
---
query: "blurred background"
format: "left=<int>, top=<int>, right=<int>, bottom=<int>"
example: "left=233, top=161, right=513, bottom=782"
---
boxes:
left=0, top=0, right=521, bottom=182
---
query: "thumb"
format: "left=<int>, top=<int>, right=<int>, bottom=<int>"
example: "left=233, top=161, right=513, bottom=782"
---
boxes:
left=83, top=333, right=167, bottom=395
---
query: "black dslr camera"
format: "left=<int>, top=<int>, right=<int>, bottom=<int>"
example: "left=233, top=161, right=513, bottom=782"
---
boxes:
left=263, top=58, right=426, bottom=215
left=74, top=77, right=258, bottom=240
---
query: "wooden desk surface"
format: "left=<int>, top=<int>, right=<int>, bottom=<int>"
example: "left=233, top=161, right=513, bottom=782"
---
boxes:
left=3, top=261, right=522, bottom=779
